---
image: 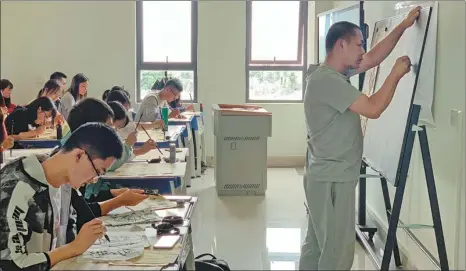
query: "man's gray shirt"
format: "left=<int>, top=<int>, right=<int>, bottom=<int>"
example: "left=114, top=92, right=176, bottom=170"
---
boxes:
left=304, top=64, right=363, bottom=182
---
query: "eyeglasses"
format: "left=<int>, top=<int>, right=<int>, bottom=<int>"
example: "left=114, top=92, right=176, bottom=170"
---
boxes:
left=167, top=87, right=180, bottom=99
left=84, top=150, right=105, bottom=177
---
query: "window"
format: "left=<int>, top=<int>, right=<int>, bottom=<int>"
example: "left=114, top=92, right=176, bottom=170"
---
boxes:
left=136, top=1, right=198, bottom=102
left=246, top=1, right=308, bottom=102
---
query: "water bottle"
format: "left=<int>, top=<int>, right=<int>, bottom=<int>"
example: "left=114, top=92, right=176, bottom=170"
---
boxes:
left=161, top=105, right=169, bottom=132
left=56, top=124, right=63, bottom=139
left=169, top=142, right=176, bottom=164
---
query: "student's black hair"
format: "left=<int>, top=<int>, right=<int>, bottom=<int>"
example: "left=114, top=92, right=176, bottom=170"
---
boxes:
left=0, top=79, right=13, bottom=108
left=37, top=79, right=61, bottom=99
left=325, top=21, right=361, bottom=53
left=0, top=79, right=13, bottom=92
left=103, top=86, right=131, bottom=101
left=61, top=122, right=123, bottom=160
left=66, top=73, right=89, bottom=101
left=24, top=97, right=56, bottom=121
left=107, top=101, right=127, bottom=122
left=50, top=72, right=67, bottom=80
left=106, top=89, right=130, bottom=106
left=67, top=98, right=114, bottom=132
left=0, top=87, right=5, bottom=107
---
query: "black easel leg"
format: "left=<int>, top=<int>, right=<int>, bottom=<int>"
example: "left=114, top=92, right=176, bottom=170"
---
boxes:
left=380, top=178, right=402, bottom=267
left=380, top=174, right=407, bottom=270
left=357, top=162, right=378, bottom=240
left=418, top=127, right=449, bottom=271
left=359, top=163, right=367, bottom=225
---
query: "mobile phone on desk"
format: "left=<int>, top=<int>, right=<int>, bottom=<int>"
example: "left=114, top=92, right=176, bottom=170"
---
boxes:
left=153, top=235, right=181, bottom=249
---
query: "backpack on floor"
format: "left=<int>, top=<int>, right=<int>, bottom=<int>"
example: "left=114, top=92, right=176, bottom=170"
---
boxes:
left=195, top=253, right=231, bottom=271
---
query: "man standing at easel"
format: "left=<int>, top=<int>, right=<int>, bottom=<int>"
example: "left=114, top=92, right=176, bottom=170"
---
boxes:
left=299, top=6, right=421, bottom=270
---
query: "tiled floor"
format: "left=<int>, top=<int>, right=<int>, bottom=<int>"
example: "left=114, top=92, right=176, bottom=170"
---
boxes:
left=187, top=168, right=376, bottom=270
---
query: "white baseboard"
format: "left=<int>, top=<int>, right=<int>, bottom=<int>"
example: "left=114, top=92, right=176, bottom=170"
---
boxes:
left=205, top=156, right=305, bottom=168
left=367, top=207, right=417, bottom=270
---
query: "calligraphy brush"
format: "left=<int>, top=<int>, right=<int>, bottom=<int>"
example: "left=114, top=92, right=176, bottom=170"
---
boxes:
left=140, top=126, right=163, bottom=155
left=135, top=111, right=144, bottom=131
left=74, top=188, right=111, bottom=242
left=10, top=121, right=14, bottom=157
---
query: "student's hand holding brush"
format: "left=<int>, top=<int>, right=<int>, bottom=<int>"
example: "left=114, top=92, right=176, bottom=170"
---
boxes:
left=125, top=130, right=138, bottom=146
left=70, top=218, right=107, bottom=254
left=140, top=139, right=158, bottom=154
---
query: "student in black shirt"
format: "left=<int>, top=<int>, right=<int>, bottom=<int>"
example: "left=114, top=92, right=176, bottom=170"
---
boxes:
left=5, top=96, right=56, bottom=140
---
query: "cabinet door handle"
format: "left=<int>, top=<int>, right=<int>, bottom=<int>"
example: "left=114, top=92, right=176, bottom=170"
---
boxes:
left=230, top=142, right=236, bottom=150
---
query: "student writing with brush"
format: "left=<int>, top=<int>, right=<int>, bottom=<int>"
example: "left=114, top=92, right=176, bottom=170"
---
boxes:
left=49, top=99, right=147, bottom=244
left=0, top=123, right=129, bottom=271
left=5, top=97, right=57, bottom=145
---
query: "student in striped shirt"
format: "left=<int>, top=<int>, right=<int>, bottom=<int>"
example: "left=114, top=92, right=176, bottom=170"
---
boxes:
left=0, top=123, right=142, bottom=271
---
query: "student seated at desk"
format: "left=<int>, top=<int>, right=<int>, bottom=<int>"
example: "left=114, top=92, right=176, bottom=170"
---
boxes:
left=62, top=98, right=145, bottom=201
left=0, top=79, right=16, bottom=114
left=37, top=79, right=62, bottom=104
left=58, top=73, right=88, bottom=120
left=49, top=72, right=68, bottom=109
left=5, top=97, right=57, bottom=141
left=135, top=78, right=184, bottom=122
left=37, top=79, right=67, bottom=128
left=107, top=101, right=157, bottom=156
left=104, top=88, right=164, bottom=140
left=0, top=123, right=147, bottom=271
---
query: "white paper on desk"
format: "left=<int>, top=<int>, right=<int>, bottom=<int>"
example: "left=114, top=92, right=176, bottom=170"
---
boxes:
left=102, top=208, right=162, bottom=226
left=79, top=232, right=145, bottom=262
left=396, top=1, right=438, bottom=126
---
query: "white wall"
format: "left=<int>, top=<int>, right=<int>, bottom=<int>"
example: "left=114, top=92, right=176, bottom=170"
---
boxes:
left=0, top=1, right=333, bottom=164
left=333, top=1, right=465, bottom=269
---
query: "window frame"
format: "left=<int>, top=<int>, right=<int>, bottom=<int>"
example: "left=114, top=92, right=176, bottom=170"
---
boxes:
left=245, top=0, right=308, bottom=103
left=136, top=1, right=198, bottom=103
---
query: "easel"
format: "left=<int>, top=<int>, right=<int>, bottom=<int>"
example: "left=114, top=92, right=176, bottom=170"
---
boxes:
left=356, top=2, right=449, bottom=269
left=357, top=104, right=450, bottom=270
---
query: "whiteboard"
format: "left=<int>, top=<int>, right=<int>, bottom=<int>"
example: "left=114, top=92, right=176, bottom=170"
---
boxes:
left=362, top=7, right=432, bottom=186
left=317, top=4, right=360, bottom=88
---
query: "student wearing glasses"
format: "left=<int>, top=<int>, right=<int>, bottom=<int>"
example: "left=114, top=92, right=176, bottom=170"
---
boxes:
left=5, top=97, right=57, bottom=141
left=0, top=123, right=147, bottom=271
left=135, top=78, right=184, bottom=122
